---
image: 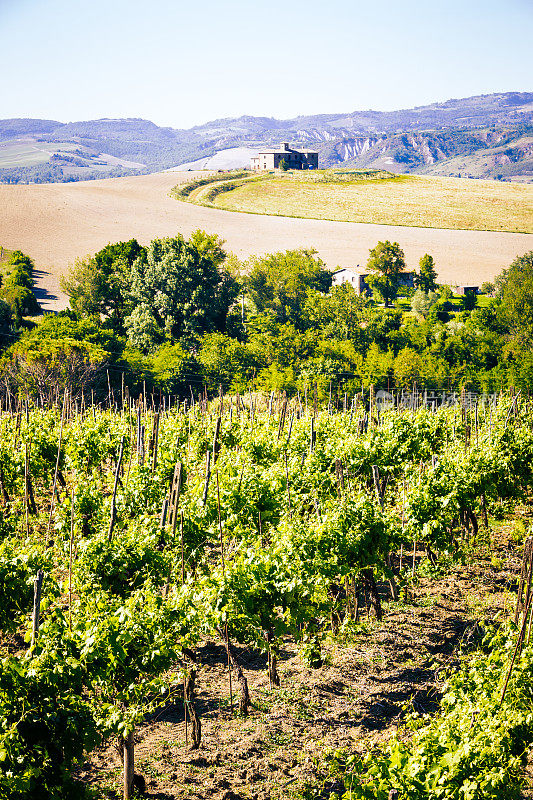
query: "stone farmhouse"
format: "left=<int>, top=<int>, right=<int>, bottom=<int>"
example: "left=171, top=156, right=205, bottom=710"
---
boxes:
left=251, top=143, right=319, bottom=171
left=332, top=267, right=416, bottom=296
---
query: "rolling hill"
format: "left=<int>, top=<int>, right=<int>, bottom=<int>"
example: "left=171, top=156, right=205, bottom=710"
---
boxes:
left=193, top=171, right=533, bottom=234
left=1, top=92, right=532, bottom=183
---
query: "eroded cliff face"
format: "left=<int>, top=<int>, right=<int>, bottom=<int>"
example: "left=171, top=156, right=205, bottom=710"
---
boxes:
left=313, top=128, right=533, bottom=180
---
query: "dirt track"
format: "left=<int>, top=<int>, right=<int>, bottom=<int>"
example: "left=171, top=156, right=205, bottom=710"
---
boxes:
left=0, top=172, right=531, bottom=311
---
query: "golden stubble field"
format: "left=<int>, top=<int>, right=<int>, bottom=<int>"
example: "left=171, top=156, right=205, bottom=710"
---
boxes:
left=0, top=171, right=531, bottom=311
left=212, top=173, right=533, bottom=233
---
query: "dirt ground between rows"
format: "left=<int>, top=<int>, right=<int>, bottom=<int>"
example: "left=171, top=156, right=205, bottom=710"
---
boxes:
left=0, top=172, right=531, bottom=311
left=78, top=516, right=533, bottom=800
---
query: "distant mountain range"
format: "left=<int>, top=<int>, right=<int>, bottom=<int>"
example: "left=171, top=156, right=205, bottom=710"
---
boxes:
left=1, top=92, right=532, bottom=183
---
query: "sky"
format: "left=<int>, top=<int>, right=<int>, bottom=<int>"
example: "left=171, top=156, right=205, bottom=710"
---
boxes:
left=0, top=0, right=531, bottom=129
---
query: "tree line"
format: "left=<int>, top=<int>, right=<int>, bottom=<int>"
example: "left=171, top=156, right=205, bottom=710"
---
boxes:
left=0, top=231, right=531, bottom=400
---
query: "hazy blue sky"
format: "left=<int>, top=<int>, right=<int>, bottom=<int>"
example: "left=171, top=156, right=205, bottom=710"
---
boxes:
left=0, top=0, right=531, bottom=128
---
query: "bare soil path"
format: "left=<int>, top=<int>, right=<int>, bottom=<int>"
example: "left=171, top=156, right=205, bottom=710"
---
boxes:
left=0, top=172, right=531, bottom=312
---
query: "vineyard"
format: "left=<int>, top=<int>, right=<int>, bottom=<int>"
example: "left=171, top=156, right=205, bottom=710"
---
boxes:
left=1, top=389, right=533, bottom=800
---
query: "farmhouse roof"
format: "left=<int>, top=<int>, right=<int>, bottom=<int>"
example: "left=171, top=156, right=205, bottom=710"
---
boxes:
left=255, top=147, right=319, bottom=155
left=332, top=267, right=360, bottom=274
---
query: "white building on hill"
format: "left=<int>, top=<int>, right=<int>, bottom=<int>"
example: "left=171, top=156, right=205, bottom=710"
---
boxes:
left=332, top=267, right=416, bottom=296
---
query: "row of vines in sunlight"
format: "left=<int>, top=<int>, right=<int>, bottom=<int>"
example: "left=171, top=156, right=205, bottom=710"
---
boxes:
left=0, top=388, right=532, bottom=799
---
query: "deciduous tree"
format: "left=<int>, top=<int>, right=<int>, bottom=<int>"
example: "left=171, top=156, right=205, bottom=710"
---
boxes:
left=245, top=249, right=332, bottom=327
left=125, top=231, right=238, bottom=351
left=415, top=254, right=438, bottom=293
left=61, top=239, right=144, bottom=332
left=365, top=241, right=406, bottom=307
left=496, top=251, right=533, bottom=345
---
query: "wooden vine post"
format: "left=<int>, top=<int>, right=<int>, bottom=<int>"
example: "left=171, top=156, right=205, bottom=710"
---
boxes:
left=0, top=462, right=9, bottom=506
left=284, top=451, right=292, bottom=516
left=264, top=628, right=280, bottom=687
left=310, top=416, right=316, bottom=452
left=149, top=412, right=160, bottom=472
left=500, top=537, right=533, bottom=706
left=46, top=393, right=67, bottom=538
left=168, top=461, right=183, bottom=536
left=69, top=488, right=75, bottom=631
left=361, top=568, right=382, bottom=621
left=202, top=450, right=212, bottom=506
left=180, top=512, right=185, bottom=585
left=216, top=473, right=234, bottom=713
left=514, top=537, right=533, bottom=625
left=369, top=384, right=375, bottom=428
left=24, top=441, right=37, bottom=517
left=372, top=465, right=398, bottom=601
left=108, top=436, right=125, bottom=542
left=212, top=416, right=221, bottom=464
left=184, top=667, right=201, bottom=748
left=215, top=471, right=251, bottom=715
left=335, top=459, right=345, bottom=498
left=30, top=569, right=45, bottom=649
left=123, top=731, right=135, bottom=800
left=219, top=633, right=251, bottom=716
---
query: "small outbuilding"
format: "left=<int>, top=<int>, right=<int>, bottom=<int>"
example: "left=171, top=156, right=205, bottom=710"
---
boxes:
left=455, top=285, right=479, bottom=295
left=332, top=267, right=416, bottom=296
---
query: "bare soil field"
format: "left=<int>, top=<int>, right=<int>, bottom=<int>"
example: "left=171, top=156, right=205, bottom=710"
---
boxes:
left=0, top=172, right=530, bottom=312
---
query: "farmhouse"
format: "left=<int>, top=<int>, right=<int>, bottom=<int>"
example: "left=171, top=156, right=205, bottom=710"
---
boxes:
left=332, top=267, right=416, bottom=296
left=251, top=143, right=319, bottom=171
left=332, top=267, right=363, bottom=291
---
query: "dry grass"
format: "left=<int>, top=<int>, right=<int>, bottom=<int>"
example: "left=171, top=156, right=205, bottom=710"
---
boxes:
left=212, top=172, right=533, bottom=234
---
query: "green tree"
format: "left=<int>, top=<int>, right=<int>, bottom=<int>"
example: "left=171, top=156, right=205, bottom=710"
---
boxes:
left=411, top=289, right=440, bottom=318
left=363, top=342, right=394, bottom=386
left=0, top=250, right=40, bottom=322
left=415, top=254, right=438, bottom=293
left=496, top=251, right=533, bottom=346
left=365, top=308, right=403, bottom=349
left=300, top=337, right=363, bottom=397
left=302, top=283, right=368, bottom=345
left=461, top=289, right=478, bottom=311
left=125, top=231, right=238, bottom=351
left=439, top=284, right=453, bottom=301
left=245, top=249, right=332, bottom=327
left=6, top=250, right=35, bottom=289
left=0, top=315, right=122, bottom=401
left=0, top=298, right=12, bottom=331
left=247, top=315, right=316, bottom=371
left=1, top=284, right=40, bottom=324
left=61, top=239, right=144, bottom=332
left=151, top=342, right=195, bottom=394
left=365, top=241, right=406, bottom=308
left=197, top=332, right=254, bottom=392
left=394, top=347, right=423, bottom=387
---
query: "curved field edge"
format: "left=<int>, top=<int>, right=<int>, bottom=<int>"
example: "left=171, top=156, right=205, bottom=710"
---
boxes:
left=171, top=171, right=259, bottom=204
left=173, top=172, right=533, bottom=234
